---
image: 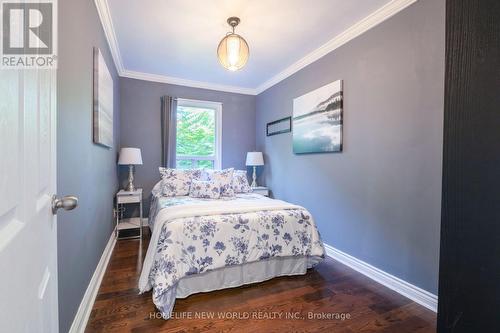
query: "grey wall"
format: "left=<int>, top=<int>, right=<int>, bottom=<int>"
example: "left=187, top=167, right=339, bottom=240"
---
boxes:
left=119, top=77, right=256, bottom=214
left=57, top=0, right=120, bottom=332
left=256, top=0, right=444, bottom=294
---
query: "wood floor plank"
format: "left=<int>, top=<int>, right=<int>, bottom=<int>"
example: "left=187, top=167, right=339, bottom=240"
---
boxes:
left=86, top=234, right=436, bottom=332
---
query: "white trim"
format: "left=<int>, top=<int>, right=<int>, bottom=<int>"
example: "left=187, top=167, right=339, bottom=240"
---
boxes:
left=94, top=0, right=124, bottom=73
left=176, top=98, right=223, bottom=109
left=95, top=0, right=417, bottom=95
left=121, top=70, right=256, bottom=95
left=215, top=103, right=223, bottom=170
left=255, top=0, right=418, bottom=94
left=323, top=243, right=438, bottom=312
left=69, top=231, right=117, bottom=333
left=176, top=98, right=223, bottom=170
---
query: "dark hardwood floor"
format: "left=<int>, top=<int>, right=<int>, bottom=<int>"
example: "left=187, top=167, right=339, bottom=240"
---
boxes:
left=86, top=232, right=436, bottom=332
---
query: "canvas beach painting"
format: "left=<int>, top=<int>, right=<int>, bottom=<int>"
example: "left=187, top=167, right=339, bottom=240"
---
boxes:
left=93, top=47, right=114, bottom=148
left=293, top=80, right=343, bottom=154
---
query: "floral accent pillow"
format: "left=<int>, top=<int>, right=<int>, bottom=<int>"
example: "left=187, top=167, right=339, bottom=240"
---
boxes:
left=232, top=170, right=251, bottom=193
left=204, top=168, right=235, bottom=197
left=189, top=180, right=221, bottom=199
left=190, top=169, right=204, bottom=181
left=159, top=168, right=204, bottom=196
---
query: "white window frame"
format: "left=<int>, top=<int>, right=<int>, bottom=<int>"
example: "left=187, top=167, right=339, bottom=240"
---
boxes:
left=176, top=98, right=222, bottom=170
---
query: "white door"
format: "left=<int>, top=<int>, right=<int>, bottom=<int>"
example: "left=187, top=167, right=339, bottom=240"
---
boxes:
left=0, top=68, right=61, bottom=331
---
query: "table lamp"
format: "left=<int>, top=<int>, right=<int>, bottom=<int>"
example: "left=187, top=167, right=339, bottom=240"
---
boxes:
left=246, top=152, right=264, bottom=188
left=118, top=147, right=143, bottom=192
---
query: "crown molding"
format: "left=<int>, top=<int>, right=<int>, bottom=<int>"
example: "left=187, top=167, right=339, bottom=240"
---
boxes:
left=94, top=0, right=256, bottom=94
left=95, top=0, right=417, bottom=96
left=94, top=0, right=124, bottom=73
left=255, top=0, right=418, bottom=94
left=121, top=70, right=257, bottom=95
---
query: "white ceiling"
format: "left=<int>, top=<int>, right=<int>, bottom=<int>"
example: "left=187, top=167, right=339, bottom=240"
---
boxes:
left=101, top=0, right=413, bottom=94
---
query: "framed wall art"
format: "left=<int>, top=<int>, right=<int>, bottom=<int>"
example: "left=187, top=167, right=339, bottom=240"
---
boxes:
left=93, top=47, right=114, bottom=148
left=292, top=80, right=343, bottom=153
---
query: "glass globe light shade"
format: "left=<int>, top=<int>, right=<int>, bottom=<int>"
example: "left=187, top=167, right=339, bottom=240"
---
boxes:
left=217, top=33, right=249, bottom=71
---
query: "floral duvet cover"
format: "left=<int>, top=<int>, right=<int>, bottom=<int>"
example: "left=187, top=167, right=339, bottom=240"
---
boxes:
left=140, top=193, right=325, bottom=318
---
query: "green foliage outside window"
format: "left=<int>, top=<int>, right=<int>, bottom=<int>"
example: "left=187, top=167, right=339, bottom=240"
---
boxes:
left=176, top=160, right=193, bottom=169
left=176, top=106, right=216, bottom=169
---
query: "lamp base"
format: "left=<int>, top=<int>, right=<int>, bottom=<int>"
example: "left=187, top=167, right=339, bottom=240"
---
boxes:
left=251, top=166, right=258, bottom=188
left=125, top=182, right=136, bottom=192
left=125, top=165, right=136, bottom=192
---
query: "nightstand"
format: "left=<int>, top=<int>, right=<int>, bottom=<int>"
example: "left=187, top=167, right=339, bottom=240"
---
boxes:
left=252, top=186, right=269, bottom=197
left=116, top=188, right=143, bottom=240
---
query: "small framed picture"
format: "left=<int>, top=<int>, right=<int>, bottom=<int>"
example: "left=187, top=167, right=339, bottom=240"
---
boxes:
left=267, top=117, right=292, bottom=136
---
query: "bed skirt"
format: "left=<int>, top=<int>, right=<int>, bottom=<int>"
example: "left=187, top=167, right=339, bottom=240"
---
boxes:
left=155, top=255, right=323, bottom=319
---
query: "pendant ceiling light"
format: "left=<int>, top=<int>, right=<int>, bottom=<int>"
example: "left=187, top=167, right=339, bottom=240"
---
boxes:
left=217, top=17, right=249, bottom=71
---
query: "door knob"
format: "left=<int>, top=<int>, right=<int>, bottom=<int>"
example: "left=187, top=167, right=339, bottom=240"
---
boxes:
left=52, top=195, right=78, bottom=214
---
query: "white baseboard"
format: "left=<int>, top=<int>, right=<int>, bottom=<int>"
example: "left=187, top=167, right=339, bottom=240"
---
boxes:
left=323, top=243, right=438, bottom=312
left=69, top=230, right=117, bottom=333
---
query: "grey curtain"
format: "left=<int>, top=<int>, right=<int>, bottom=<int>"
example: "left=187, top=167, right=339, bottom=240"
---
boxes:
left=161, top=96, right=177, bottom=168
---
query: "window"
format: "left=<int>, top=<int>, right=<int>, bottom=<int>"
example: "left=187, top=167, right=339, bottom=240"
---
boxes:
left=175, top=99, right=222, bottom=170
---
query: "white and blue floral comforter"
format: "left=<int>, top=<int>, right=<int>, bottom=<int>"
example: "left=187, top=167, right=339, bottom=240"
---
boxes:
left=139, top=193, right=325, bottom=318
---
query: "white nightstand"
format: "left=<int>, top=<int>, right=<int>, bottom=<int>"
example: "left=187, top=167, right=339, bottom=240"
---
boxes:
left=116, top=188, right=143, bottom=240
left=252, top=186, right=269, bottom=197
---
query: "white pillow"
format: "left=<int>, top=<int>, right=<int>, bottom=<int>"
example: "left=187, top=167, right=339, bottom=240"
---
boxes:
left=189, top=180, right=221, bottom=199
left=232, top=170, right=251, bottom=193
left=204, top=168, right=235, bottom=197
left=151, top=180, right=163, bottom=197
left=158, top=168, right=204, bottom=196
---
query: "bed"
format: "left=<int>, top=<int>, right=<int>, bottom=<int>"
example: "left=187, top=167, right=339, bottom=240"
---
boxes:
left=139, top=181, right=325, bottom=319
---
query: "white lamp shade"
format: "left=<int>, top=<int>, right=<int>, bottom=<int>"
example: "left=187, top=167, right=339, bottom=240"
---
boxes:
left=118, top=148, right=143, bottom=165
left=246, top=152, right=264, bottom=166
